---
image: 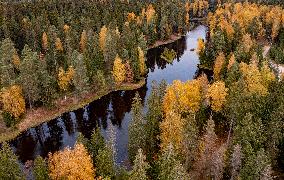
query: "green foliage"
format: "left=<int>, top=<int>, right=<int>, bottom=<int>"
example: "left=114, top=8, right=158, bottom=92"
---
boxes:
left=0, top=142, right=24, bottom=180
left=19, top=45, right=41, bottom=108
left=2, top=111, right=17, bottom=128
left=145, top=81, right=165, bottom=160
left=157, top=144, right=189, bottom=180
left=33, top=156, right=49, bottom=180
left=71, top=50, right=90, bottom=94
left=0, top=38, right=17, bottom=88
left=128, top=93, right=146, bottom=162
left=160, top=48, right=177, bottom=63
left=95, top=145, right=115, bottom=179
left=129, top=149, right=150, bottom=180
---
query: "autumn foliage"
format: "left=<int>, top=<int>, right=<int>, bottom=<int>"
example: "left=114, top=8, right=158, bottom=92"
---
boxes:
left=112, top=55, right=126, bottom=85
left=1, top=85, right=26, bottom=118
left=48, top=143, right=95, bottom=180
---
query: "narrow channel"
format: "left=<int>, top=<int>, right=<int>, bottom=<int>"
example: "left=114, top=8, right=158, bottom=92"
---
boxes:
left=10, top=25, right=208, bottom=166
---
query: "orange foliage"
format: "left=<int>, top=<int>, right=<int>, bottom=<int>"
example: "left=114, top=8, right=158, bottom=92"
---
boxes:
left=213, top=52, right=225, bottom=80
left=1, top=85, right=26, bottom=118
left=55, top=38, right=63, bottom=52
left=206, top=81, right=228, bottom=112
left=48, top=143, right=95, bottom=180
left=58, top=66, right=75, bottom=92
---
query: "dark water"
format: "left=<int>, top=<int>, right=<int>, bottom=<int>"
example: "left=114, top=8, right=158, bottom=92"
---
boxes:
left=10, top=25, right=208, bottom=166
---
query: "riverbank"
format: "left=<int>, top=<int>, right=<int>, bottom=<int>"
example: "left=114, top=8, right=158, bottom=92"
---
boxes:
left=0, top=79, right=145, bottom=142
left=0, top=30, right=190, bottom=142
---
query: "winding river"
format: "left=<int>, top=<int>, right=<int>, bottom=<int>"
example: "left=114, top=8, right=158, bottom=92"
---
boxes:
left=10, top=25, right=208, bottom=166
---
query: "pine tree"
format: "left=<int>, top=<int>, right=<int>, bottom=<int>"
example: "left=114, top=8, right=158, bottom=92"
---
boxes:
left=231, top=144, right=242, bottom=180
left=0, top=142, right=24, bottom=179
left=0, top=38, right=17, bottom=88
left=145, top=81, right=164, bottom=160
left=37, top=56, right=56, bottom=107
left=138, top=46, right=146, bottom=76
left=88, top=128, right=105, bottom=163
left=129, top=149, right=150, bottom=180
left=33, top=156, right=49, bottom=180
left=19, top=45, right=41, bottom=108
left=157, top=144, right=189, bottom=180
left=71, top=50, right=89, bottom=94
left=95, top=144, right=115, bottom=179
left=182, top=114, right=199, bottom=171
left=128, top=93, right=146, bottom=162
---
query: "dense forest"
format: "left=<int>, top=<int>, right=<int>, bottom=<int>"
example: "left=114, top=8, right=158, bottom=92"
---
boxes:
left=0, top=0, right=284, bottom=180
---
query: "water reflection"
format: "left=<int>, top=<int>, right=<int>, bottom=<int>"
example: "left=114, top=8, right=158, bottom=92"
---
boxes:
left=10, top=25, right=208, bottom=165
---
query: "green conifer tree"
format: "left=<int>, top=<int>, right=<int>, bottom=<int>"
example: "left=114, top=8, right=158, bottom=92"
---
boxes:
left=129, top=149, right=150, bottom=180
left=33, top=156, right=49, bottom=180
left=19, top=45, right=41, bottom=108
left=128, top=93, right=146, bottom=162
left=0, top=142, right=24, bottom=179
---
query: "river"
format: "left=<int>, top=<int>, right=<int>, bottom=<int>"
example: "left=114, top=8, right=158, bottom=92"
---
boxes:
left=10, top=25, right=208, bottom=166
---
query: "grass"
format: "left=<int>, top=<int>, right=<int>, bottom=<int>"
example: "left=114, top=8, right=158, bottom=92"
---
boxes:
left=0, top=79, right=145, bottom=143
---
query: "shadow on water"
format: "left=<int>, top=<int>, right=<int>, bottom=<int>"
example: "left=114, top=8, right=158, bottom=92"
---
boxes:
left=10, top=25, right=209, bottom=166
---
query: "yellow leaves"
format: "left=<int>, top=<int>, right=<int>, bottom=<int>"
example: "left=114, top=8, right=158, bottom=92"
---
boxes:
left=260, top=61, right=276, bottom=87
left=227, top=53, right=235, bottom=70
left=163, top=79, right=202, bottom=115
left=239, top=62, right=268, bottom=96
left=48, top=143, right=95, bottom=180
left=58, top=66, right=75, bottom=92
left=80, top=30, right=87, bottom=53
left=138, top=47, right=146, bottom=76
left=112, top=55, right=126, bottom=85
left=12, top=53, right=21, bottom=69
left=146, top=4, right=156, bottom=24
left=265, top=6, right=282, bottom=39
left=0, top=85, right=26, bottom=118
left=99, top=26, right=107, bottom=52
left=197, top=38, right=205, bottom=55
left=127, top=12, right=136, bottom=22
left=160, top=111, right=185, bottom=153
left=63, top=24, right=70, bottom=33
left=206, top=81, right=228, bottom=112
left=55, top=38, right=63, bottom=52
left=218, top=16, right=234, bottom=40
left=213, top=52, right=225, bottom=80
left=42, top=32, right=48, bottom=51
left=242, top=34, right=253, bottom=53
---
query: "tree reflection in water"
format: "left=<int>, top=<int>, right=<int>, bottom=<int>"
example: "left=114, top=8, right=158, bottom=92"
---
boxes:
left=10, top=25, right=209, bottom=166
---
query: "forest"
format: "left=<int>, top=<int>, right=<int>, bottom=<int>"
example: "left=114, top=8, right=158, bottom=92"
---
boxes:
left=0, top=0, right=284, bottom=180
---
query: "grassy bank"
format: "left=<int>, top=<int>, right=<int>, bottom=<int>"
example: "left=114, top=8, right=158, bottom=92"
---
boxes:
left=0, top=79, right=145, bottom=142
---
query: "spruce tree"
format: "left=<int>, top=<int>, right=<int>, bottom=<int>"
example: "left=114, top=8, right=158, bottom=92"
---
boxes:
left=33, top=156, right=49, bottom=180
left=19, top=45, right=41, bottom=109
left=129, top=149, right=150, bottom=180
left=157, top=144, right=189, bottom=180
left=71, top=50, right=89, bottom=94
left=0, top=142, right=24, bottom=179
left=0, top=38, right=17, bottom=88
left=128, top=93, right=146, bottom=162
left=145, top=81, right=163, bottom=160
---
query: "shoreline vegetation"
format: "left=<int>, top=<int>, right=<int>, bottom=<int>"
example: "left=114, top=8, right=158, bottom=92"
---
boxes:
left=0, top=0, right=211, bottom=143
left=0, top=34, right=184, bottom=143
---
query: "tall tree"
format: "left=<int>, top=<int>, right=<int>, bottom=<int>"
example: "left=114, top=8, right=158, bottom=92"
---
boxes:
left=33, top=156, right=49, bottom=180
left=0, top=38, right=17, bottom=88
left=0, top=142, right=24, bottom=179
left=19, top=45, right=41, bottom=108
left=157, top=144, right=189, bottom=180
left=71, top=50, right=89, bottom=94
left=129, top=149, right=150, bottom=180
left=128, top=93, right=146, bottom=162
